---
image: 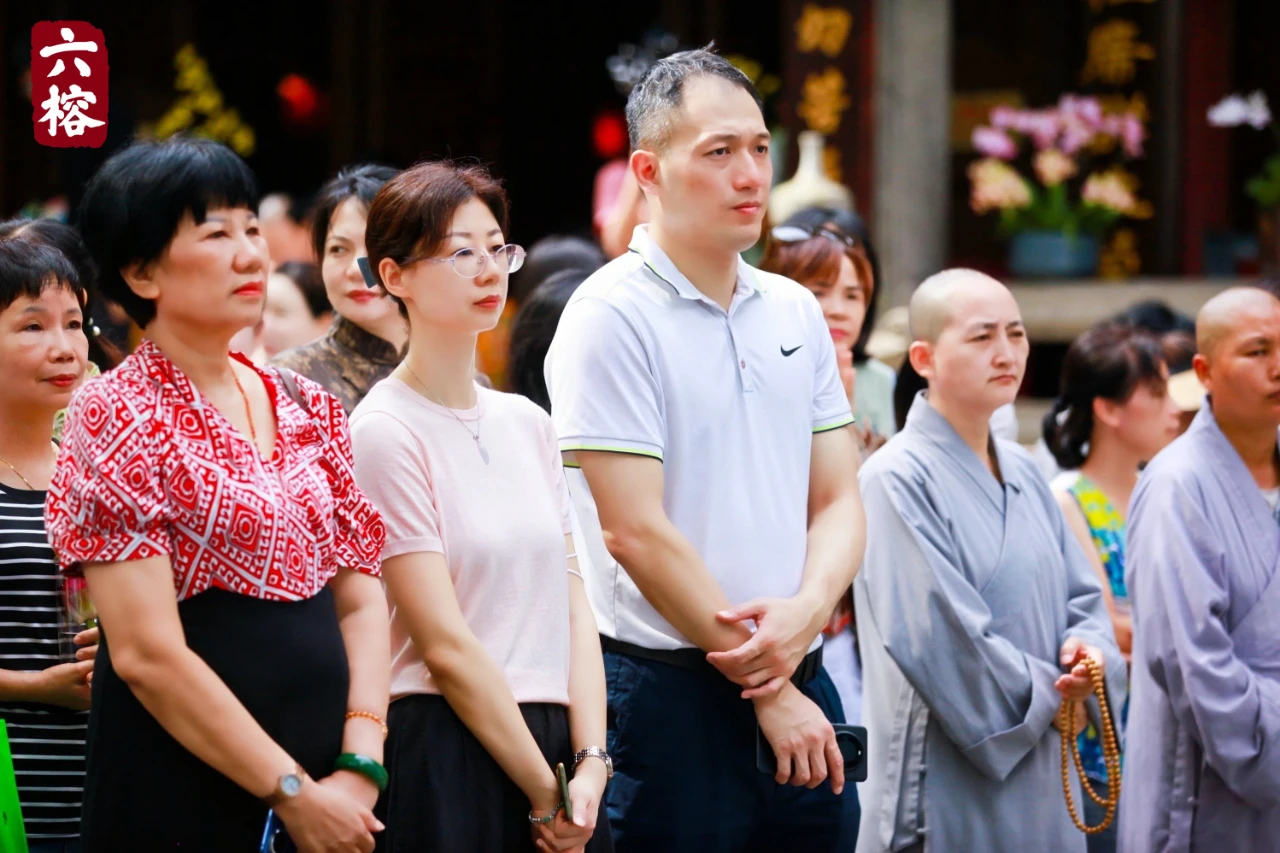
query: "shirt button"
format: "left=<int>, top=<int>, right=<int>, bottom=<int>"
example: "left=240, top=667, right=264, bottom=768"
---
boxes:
left=740, top=360, right=746, bottom=368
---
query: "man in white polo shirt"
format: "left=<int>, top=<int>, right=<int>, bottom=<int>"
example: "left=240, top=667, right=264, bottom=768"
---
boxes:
left=546, top=47, right=865, bottom=851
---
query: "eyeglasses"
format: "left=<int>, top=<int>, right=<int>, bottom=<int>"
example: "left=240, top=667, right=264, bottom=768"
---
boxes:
left=411, top=244, right=526, bottom=279
left=769, top=225, right=857, bottom=249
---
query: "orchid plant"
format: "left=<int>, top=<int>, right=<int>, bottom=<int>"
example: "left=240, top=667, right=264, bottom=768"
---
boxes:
left=1207, top=91, right=1280, bottom=208
left=967, top=95, right=1149, bottom=239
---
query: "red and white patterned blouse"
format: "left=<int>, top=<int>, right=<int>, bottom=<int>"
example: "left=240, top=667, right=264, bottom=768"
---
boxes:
left=45, top=340, right=385, bottom=601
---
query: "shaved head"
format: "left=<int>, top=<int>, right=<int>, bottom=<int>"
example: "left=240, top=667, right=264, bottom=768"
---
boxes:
left=1196, top=286, right=1280, bottom=361
left=909, top=268, right=1010, bottom=343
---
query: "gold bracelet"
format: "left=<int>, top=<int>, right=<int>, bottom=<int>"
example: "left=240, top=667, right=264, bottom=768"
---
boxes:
left=345, top=710, right=389, bottom=738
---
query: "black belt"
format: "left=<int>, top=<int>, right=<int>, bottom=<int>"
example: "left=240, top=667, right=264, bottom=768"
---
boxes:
left=599, top=635, right=824, bottom=687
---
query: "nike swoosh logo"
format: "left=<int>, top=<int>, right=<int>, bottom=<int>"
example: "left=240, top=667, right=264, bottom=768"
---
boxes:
left=781, top=345, right=803, bottom=357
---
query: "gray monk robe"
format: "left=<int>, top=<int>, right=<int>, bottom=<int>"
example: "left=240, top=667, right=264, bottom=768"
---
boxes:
left=854, top=394, right=1125, bottom=853
left=1121, top=404, right=1280, bottom=853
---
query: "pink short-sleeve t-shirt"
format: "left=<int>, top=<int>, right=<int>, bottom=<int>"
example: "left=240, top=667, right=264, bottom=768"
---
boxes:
left=350, top=378, right=574, bottom=704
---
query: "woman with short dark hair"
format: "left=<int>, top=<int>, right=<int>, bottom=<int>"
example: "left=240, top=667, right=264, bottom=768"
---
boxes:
left=47, top=137, right=391, bottom=852
left=0, top=217, right=122, bottom=373
left=273, top=164, right=404, bottom=412
left=1044, top=320, right=1182, bottom=853
left=351, top=160, right=612, bottom=852
left=0, top=239, right=94, bottom=853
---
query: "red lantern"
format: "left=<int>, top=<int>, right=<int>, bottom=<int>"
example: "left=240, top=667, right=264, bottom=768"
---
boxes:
left=277, top=73, right=320, bottom=126
left=592, top=110, right=628, bottom=160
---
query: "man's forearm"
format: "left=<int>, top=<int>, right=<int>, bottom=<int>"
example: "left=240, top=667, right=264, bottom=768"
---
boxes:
left=605, top=517, right=753, bottom=653
left=797, top=491, right=865, bottom=630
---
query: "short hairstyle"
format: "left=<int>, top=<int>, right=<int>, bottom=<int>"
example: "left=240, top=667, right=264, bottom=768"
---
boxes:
left=1042, top=321, right=1167, bottom=469
left=364, top=161, right=509, bottom=320
left=0, top=217, right=121, bottom=368
left=0, top=238, right=83, bottom=315
left=508, top=269, right=592, bottom=413
left=625, top=45, right=763, bottom=151
left=309, top=164, right=399, bottom=262
left=274, top=260, right=330, bottom=319
left=511, top=235, right=605, bottom=304
left=77, top=136, right=260, bottom=327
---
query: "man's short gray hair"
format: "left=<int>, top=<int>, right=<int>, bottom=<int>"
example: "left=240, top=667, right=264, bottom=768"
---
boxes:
left=625, top=45, right=763, bottom=152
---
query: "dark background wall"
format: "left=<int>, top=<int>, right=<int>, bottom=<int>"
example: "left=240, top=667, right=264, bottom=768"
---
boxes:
left=1, top=0, right=782, bottom=245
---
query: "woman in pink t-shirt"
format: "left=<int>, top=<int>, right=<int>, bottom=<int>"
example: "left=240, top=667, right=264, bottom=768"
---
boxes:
left=350, top=162, right=613, bottom=853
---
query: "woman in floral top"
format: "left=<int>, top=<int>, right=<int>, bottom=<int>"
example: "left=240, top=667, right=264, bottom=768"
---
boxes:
left=1043, top=321, right=1181, bottom=853
left=46, top=137, right=390, bottom=852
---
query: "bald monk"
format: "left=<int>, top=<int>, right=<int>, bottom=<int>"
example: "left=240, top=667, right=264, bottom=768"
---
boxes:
left=854, top=269, right=1125, bottom=853
left=1121, top=287, right=1280, bottom=853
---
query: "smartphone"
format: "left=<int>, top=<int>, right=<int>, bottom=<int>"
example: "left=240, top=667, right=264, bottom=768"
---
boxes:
left=260, top=810, right=297, bottom=853
left=355, top=256, right=378, bottom=289
left=557, top=762, right=574, bottom=824
left=755, top=723, right=868, bottom=783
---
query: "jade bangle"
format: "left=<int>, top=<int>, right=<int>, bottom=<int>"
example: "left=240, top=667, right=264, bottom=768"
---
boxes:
left=333, top=753, right=388, bottom=792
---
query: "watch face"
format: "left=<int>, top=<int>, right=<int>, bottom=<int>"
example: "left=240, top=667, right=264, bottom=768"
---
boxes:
left=280, top=773, right=303, bottom=797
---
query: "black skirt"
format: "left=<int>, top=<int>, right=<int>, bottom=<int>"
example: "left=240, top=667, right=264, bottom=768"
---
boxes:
left=376, top=693, right=614, bottom=853
left=81, top=586, right=350, bottom=851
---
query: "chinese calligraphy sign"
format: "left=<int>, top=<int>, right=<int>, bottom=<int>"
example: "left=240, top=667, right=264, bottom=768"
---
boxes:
left=795, top=4, right=853, bottom=58
left=31, top=21, right=108, bottom=148
left=1080, top=19, right=1154, bottom=87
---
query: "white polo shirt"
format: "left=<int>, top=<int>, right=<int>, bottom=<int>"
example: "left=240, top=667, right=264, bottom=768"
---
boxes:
left=545, top=226, right=853, bottom=651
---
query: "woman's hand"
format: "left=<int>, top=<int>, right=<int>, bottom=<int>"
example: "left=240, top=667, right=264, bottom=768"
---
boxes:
left=276, top=777, right=382, bottom=853
left=73, top=626, right=100, bottom=661
left=529, top=763, right=600, bottom=853
left=35, top=660, right=94, bottom=710
left=317, top=769, right=381, bottom=811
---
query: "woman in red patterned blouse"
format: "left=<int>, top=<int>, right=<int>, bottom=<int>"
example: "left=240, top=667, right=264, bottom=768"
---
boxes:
left=45, top=137, right=391, bottom=853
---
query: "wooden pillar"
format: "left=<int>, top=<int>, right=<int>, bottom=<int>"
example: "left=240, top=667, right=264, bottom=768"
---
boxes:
left=1180, top=0, right=1232, bottom=274
left=872, top=0, right=952, bottom=307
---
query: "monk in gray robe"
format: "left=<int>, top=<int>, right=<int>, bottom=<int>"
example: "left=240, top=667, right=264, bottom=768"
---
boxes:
left=1121, top=287, right=1280, bottom=853
left=855, top=269, right=1125, bottom=853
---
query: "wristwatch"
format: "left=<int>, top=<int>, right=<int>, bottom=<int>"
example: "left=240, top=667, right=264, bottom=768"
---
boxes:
left=572, top=747, right=613, bottom=781
left=263, top=763, right=309, bottom=807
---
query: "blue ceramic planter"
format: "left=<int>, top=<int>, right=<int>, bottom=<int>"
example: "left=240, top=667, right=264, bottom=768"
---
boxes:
left=1007, top=231, right=1099, bottom=278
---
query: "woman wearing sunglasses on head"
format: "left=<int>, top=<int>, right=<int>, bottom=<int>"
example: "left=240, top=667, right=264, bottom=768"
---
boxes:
left=761, top=208, right=894, bottom=454
left=350, top=161, right=613, bottom=853
left=45, top=137, right=390, bottom=853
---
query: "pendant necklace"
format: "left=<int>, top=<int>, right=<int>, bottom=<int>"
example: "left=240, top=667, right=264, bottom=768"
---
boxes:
left=403, top=363, right=490, bottom=464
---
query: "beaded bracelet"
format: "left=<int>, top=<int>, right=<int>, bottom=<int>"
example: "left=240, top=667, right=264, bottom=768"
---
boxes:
left=345, top=710, right=389, bottom=738
left=528, top=802, right=562, bottom=825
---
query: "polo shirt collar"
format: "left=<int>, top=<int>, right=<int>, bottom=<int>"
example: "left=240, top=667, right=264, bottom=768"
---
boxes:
left=627, top=225, right=762, bottom=308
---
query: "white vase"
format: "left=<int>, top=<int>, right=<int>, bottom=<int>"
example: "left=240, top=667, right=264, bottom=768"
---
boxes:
left=768, top=130, right=855, bottom=225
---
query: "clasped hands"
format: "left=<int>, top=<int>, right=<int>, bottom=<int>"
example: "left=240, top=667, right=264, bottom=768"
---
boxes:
left=705, top=595, right=845, bottom=796
left=529, top=758, right=607, bottom=853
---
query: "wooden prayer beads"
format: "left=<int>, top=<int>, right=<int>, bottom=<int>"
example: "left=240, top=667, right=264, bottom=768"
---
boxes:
left=1059, top=655, right=1122, bottom=834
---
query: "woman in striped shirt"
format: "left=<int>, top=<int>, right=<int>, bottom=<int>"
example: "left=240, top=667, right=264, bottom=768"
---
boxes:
left=0, top=238, right=95, bottom=852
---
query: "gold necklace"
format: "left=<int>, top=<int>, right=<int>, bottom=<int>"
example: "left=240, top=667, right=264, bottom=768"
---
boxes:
left=0, top=443, right=57, bottom=490
left=401, top=363, right=489, bottom=464
left=231, top=366, right=259, bottom=447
